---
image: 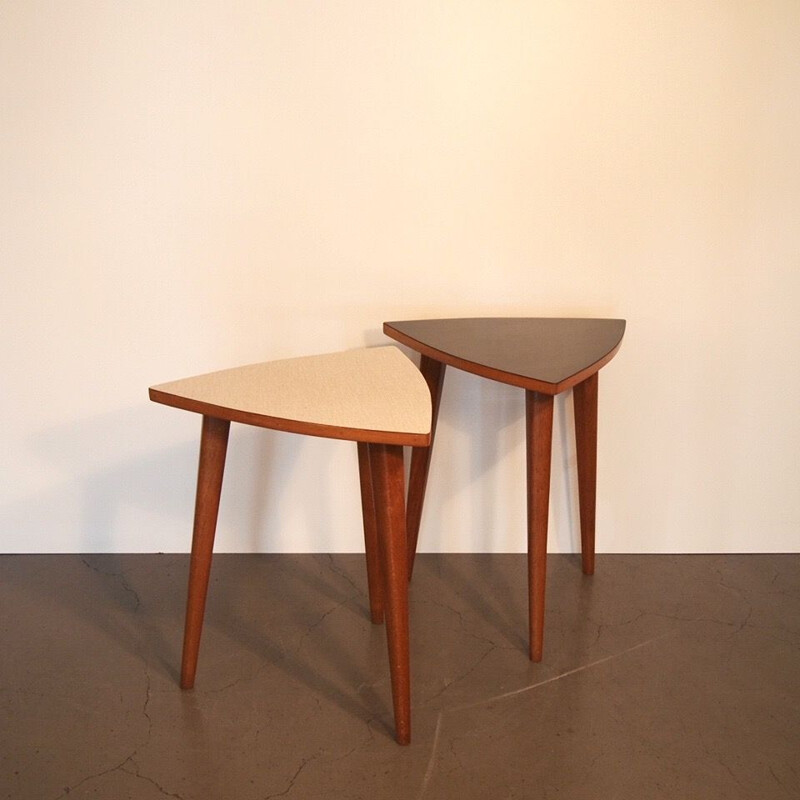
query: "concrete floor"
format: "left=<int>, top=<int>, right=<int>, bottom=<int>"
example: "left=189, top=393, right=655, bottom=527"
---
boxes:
left=1, top=553, right=798, bottom=800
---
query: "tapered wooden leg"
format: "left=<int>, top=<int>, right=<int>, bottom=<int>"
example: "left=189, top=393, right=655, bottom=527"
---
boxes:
left=573, top=373, right=599, bottom=576
left=369, top=443, right=411, bottom=745
left=526, top=391, right=554, bottom=663
left=357, top=442, right=384, bottom=624
left=181, top=415, right=230, bottom=689
left=406, top=356, right=445, bottom=578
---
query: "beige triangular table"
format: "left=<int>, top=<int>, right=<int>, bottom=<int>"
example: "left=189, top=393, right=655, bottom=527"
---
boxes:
left=383, top=318, right=625, bottom=662
left=150, top=346, right=431, bottom=744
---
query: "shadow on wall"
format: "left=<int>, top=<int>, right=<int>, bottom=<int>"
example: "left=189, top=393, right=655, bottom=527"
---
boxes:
left=2, top=377, right=585, bottom=554
left=417, top=366, right=583, bottom=554
left=2, top=401, right=380, bottom=554
left=1, top=405, right=196, bottom=552
left=1, top=404, right=303, bottom=552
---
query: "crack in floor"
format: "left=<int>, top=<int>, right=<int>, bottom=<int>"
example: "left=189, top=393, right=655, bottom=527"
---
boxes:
left=50, top=667, right=157, bottom=799
left=121, top=760, right=185, bottom=799
left=324, top=554, right=365, bottom=600
left=51, top=754, right=134, bottom=800
left=295, top=600, right=349, bottom=655
left=417, top=630, right=678, bottom=800
left=425, top=643, right=496, bottom=704
left=80, top=556, right=141, bottom=611
left=262, top=754, right=318, bottom=800
left=421, top=595, right=512, bottom=651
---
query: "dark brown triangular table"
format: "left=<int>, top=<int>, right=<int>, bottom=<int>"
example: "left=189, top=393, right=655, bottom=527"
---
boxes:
left=383, top=318, right=626, bottom=662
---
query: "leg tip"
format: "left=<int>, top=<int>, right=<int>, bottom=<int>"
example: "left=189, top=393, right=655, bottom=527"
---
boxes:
left=395, top=727, right=411, bottom=745
left=370, top=609, right=385, bottom=625
left=180, top=672, right=195, bottom=690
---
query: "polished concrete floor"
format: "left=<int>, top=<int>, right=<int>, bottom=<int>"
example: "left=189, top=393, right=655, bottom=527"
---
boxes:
left=1, top=553, right=799, bottom=799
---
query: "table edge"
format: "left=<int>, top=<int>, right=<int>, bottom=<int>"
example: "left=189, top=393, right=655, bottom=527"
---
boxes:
left=149, top=388, right=431, bottom=446
left=383, top=319, right=625, bottom=395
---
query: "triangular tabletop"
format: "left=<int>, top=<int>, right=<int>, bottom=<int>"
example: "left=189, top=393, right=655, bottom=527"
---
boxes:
left=150, top=346, right=431, bottom=445
left=383, top=318, right=625, bottom=394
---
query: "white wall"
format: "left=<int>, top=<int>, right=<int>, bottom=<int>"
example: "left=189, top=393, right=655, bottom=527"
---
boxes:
left=2, top=1, right=798, bottom=554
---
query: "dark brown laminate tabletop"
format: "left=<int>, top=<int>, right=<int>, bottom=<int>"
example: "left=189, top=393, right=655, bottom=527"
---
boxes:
left=383, top=318, right=625, bottom=394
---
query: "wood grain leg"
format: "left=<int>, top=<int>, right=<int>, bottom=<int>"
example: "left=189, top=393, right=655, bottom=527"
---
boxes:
left=406, top=356, right=445, bottom=578
left=370, top=443, right=411, bottom=745
left=357, top=442, right=384, bottom=624
left=526, top=391, right=554, bottom=663
left=181, top=415, right=230, bottom=690
left=573, top=373, right=599, bottom=576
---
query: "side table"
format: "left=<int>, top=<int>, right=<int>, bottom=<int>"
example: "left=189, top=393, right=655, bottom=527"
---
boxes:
left=383, top=318, right=625, bottom=662
left=150, top=346, right=432, bottom=744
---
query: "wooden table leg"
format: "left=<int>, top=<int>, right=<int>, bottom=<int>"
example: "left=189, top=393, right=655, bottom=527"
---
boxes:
left=357, top=442, right=384, bottom=624
left=369, top=443, right=411, bottom=745
left=181, top=415, right=230, bottom=689
left=573, top=372, right=598, bottom=576
left=526, top=391, right=554, bottom=663
left=406, top=356, right=445, bottom=578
